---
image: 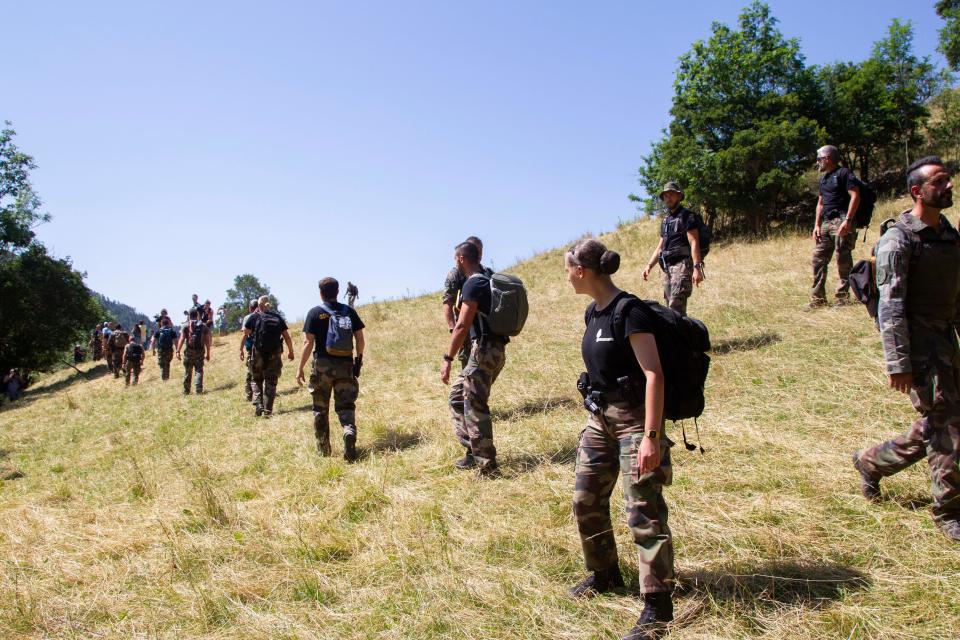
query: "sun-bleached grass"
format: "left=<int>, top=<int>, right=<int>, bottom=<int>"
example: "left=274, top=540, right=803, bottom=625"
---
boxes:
left=1, top=195, right=958, bottom=639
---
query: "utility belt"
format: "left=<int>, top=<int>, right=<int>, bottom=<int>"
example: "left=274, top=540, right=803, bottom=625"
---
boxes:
left=659, top=249, right=692, bottom=270
left=576, top=372, right=644, bottom=417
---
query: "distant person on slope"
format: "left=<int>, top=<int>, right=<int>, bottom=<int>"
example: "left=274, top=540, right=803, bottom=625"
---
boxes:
left=101, top=322, right=115, bottom=374
left=852, top=157, right=960, bottom=543
left=641, top=182, right=705, bottom=316
left=238, top=298, right=259, bottom=402
left=440, top=240, right=507, bottom=477
left=245, top=296, right=294, bottom=417
left=176, top=308, right=211, bottom=395
left=132, top=320, right=144, bottom=345
left=122, top=337, right=145, bottom=386
left=155, top=317, right=177, bottom=381
left=566, top=238, right=677, bottom=640
left=808, top=144, right=861, bottom=309
left=346, top=282, right=359, bottom=308
left=110, top=324, right=130, bottom=379
left=216, top=306, right=227, bottom=336
left=296, top=277, right=365, bottom=461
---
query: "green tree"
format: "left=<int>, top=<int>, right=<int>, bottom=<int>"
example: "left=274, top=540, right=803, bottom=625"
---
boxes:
left=635, top=2, right=820, bottom=234
left=223, top=274, right=279, bottom=330
left=927, top=87, right=960, bottom=161
left=0, top=245, right=102, bottom=379
left=937, top=0, right=960, bottom=71
left=1, top=122, right=50, bottom=253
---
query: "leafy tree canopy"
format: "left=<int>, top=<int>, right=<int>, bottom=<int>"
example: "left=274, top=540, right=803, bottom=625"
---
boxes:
left=0, top=122, right=49, bottom=253
left=937, top=0, right=960, bottom=71
left=223, top=274, right=279, bottom=330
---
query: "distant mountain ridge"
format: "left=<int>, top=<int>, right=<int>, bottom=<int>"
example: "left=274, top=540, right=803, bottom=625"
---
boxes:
left=93, top=292, right=155, bottom=332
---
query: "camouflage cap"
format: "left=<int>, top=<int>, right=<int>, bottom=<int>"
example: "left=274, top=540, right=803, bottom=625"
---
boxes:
left=659, top=181, right=684, bottom=200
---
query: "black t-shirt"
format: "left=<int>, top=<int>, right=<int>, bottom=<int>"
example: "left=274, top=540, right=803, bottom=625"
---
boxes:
left=461, top=273, right=493, bottom=340
left=582, top=292, right=656, bottom=391
left=819, top=167, right=855, bottom=218
left=660, top=206, right=700, bottom=256
left=303, top=303, right=365, bottom=359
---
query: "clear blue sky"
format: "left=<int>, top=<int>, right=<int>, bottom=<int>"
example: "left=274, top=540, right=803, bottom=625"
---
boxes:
left=4, top=1, right=948, bottom=320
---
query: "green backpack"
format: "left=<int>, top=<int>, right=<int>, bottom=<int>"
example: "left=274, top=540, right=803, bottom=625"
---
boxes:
left=472, top=272, right=529, bottom=337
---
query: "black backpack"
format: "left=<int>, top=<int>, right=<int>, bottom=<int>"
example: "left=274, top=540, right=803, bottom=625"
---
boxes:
left=127, top=343, right=144, bottom=364
left=157, top=327, right=176, bottom=350
left=851, top=175, right=876, bottom=229
left=253, top=311, right=284, bottom=352
left=613, top=295, right=711, bottom=422
left=188, top=320, right=205, bottom=350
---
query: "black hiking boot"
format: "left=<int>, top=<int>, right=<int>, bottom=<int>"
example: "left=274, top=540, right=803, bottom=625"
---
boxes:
left=316, top=438, right=332, bottom=457
left=939, top=519, right=960, bottom=542
left=622, top=592, right=674, bottom=640
left=454, top=451, right=476, bottom=470
left=476, top=460, right=500, bottom=478
left=568, top=567, right=625, bottom=598
left=852, top=451, right=881, bottom=502
left=344, top=433, right=357, bottom=461
left=255, top=405, right=263, bottom=417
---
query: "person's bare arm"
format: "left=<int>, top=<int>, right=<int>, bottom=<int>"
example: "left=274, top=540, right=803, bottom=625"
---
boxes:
left=441, top=301, right=477, bottom=384
left=642, top=238, right=665, bottom=281
left=204, top=328, right=212, bottom=360
left=629, top=332, right=665, bottom=474
left=814, top=195, right=824, bottom=241
left=687, top=228, right=704, bottom=285
left=296, top=334, right=315, bottom=386
left=442, top=303, right=457, bottom=331
left=354, top=328, right=365, bottom=357
left=282, top=330, right=295, bottom=360
left=838, top=186, right=861, bottom=237
left=240, top=326, right=251, bottom=360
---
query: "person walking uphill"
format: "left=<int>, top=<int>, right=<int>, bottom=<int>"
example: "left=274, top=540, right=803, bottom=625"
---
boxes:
left=122, top=338, right=145, bottom=385
left=853, top=156, right=960, bottom=543
left=109, top=325, right=130, bottom=378
left=296, top=278, right=366, bottom=461
left=176, top=308, right=211, bottom=394
left=441, top=241, right=508, bottom=477
left=567, top=238, right=677, bottom=640
left=245, top=296, right=294, bottom=417
left=642, top=183, right=705, bottom=316
left=238, top=299, right=259, bottom=401
left=809, top=145, right=861, bottom=309
left=155, top=317, right=177, bottom=380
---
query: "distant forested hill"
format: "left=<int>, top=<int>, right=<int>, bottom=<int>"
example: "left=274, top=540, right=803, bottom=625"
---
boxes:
left=92, top=293, right=155, bottom=331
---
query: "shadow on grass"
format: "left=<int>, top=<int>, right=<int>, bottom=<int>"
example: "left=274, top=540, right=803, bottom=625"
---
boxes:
left=712, top=332, right=782, bottom=355
left=277, top=386, right=304, bottom=397
left=887, top=492, right=932, bottom=511
left=356, top=429, right=423, bottom=460
left=275, top=404, right=313, bottom=415
left=498, top=442, right=579, bottom=475
left=14, top=364, right=111, bottom=405
left=491, top=396, right=579, bottom=422
left=204, top=381, right=238, bottom=393
left=675, top=560, right=871, bottom=608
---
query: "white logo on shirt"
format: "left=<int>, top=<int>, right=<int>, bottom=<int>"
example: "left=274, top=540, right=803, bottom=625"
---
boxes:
left=595, top=328, right=614, bottom=343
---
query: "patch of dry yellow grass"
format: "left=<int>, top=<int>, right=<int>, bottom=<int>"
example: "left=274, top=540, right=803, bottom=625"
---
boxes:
left=1, top=195, right=957, bottom=639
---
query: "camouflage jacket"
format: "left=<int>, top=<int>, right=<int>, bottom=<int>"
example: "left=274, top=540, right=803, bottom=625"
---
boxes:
left=876, top=210, right=960, bottom=375
left=441, top=264, right=493, bottom=307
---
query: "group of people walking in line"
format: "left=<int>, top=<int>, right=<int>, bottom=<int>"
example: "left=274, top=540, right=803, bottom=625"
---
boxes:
left=69, top=150, right=958, bottom=640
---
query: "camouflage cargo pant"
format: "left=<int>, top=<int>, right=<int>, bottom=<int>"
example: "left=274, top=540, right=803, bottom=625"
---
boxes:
left=110, top=349, right=123, bottom=377
left=310, top=356, right=358, bottom=455
left=573, top=403, right=674, bottom=594
left=182, top=347, right=205, bottom=394
left=158, top=348, right=173, bottom=380
left=244, top=349, right=254, bottom=400
left=251, top=348, right=283, bottom=413
left=857, top=350, right=960, bottom=524
left=124, top=361, right=142, bottom=385
left=811, top=216, right=857, bottom=302
left=449, top=337, right=507, bottom=467
left=661, top=257, right=693, bottom=316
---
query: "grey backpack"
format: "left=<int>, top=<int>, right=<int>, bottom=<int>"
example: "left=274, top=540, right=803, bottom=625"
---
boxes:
left=473, top=272, right=528, bottom=337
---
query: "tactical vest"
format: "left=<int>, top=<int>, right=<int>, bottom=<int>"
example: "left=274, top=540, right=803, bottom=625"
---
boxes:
left=901, top=221, right=960, bottom=324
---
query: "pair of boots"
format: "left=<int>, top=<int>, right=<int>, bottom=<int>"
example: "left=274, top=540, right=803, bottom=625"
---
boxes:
left=315, top=432, right=357, bottom=462
left=569, top=567, right=673, bottom=640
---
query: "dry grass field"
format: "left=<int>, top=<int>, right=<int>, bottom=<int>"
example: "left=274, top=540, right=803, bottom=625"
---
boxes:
left=1, top=196, right=958, bottom=639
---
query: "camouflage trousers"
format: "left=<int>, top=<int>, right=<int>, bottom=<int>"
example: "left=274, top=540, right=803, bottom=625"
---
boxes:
left=251, top=348, right=283, bottom=413
left=661, top=257, right=693, bottom=316
left=158, top=348, right=173, bottom=380
left=110, top=350, right=123, bottom=377
left=449, top=337, right=507, bottom=467
left=182, top=348, right=205, bottom=394
left=244, top=349, right=254, bottom=400
left=124, top=360, right=142, bottom=385
left=857, top=357, right=960, bottom=524
left=573, top=403, right=674, bottom=594
left=811, top=217, right=857, bottom=302
left=309, top=356, right=359, bottom=455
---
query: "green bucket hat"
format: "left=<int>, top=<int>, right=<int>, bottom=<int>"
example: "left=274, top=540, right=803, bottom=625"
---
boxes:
left=659, top=181, right=684, bottom=200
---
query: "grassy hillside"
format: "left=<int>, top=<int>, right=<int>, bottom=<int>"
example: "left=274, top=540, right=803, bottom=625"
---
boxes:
left=2, top=196, right=957, bottom=639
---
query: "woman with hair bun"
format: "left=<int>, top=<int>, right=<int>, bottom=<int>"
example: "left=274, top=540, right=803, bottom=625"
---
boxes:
left=565, top=238, right=676, bottom=640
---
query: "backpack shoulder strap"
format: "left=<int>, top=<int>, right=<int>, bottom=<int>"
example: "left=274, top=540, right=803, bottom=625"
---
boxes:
left=611, top=294, right=642, bottom=349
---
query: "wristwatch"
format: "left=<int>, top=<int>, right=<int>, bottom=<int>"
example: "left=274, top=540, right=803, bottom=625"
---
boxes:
left=442, top=354, right=454, bottom=362
left=646, top=430, right=659, bottom=440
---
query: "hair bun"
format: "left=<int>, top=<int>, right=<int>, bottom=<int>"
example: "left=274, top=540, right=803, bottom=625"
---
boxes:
left=599, top=250, right=620, bottom=275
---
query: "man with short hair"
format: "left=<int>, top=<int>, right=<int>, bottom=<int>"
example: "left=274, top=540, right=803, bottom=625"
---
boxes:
left=110, top=324, right=130, bottom=378
left=238, top=299, right=259, bottom=401
left=642, top=182, right=705, bottom=316
left=176, top=308, right=212, bottom=394
left=809, top=145, right=861, bottom=309
left=440, top=241, right=508, bottom=476
left=853, top=156, right=960, bottom=543
left=121, top=337, right=145, bottom=386
left=155, top=317, right=177, bottom=380
left=296, top=277, right=366, bottom=460
left=245, top=296, right=295, bottom=417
